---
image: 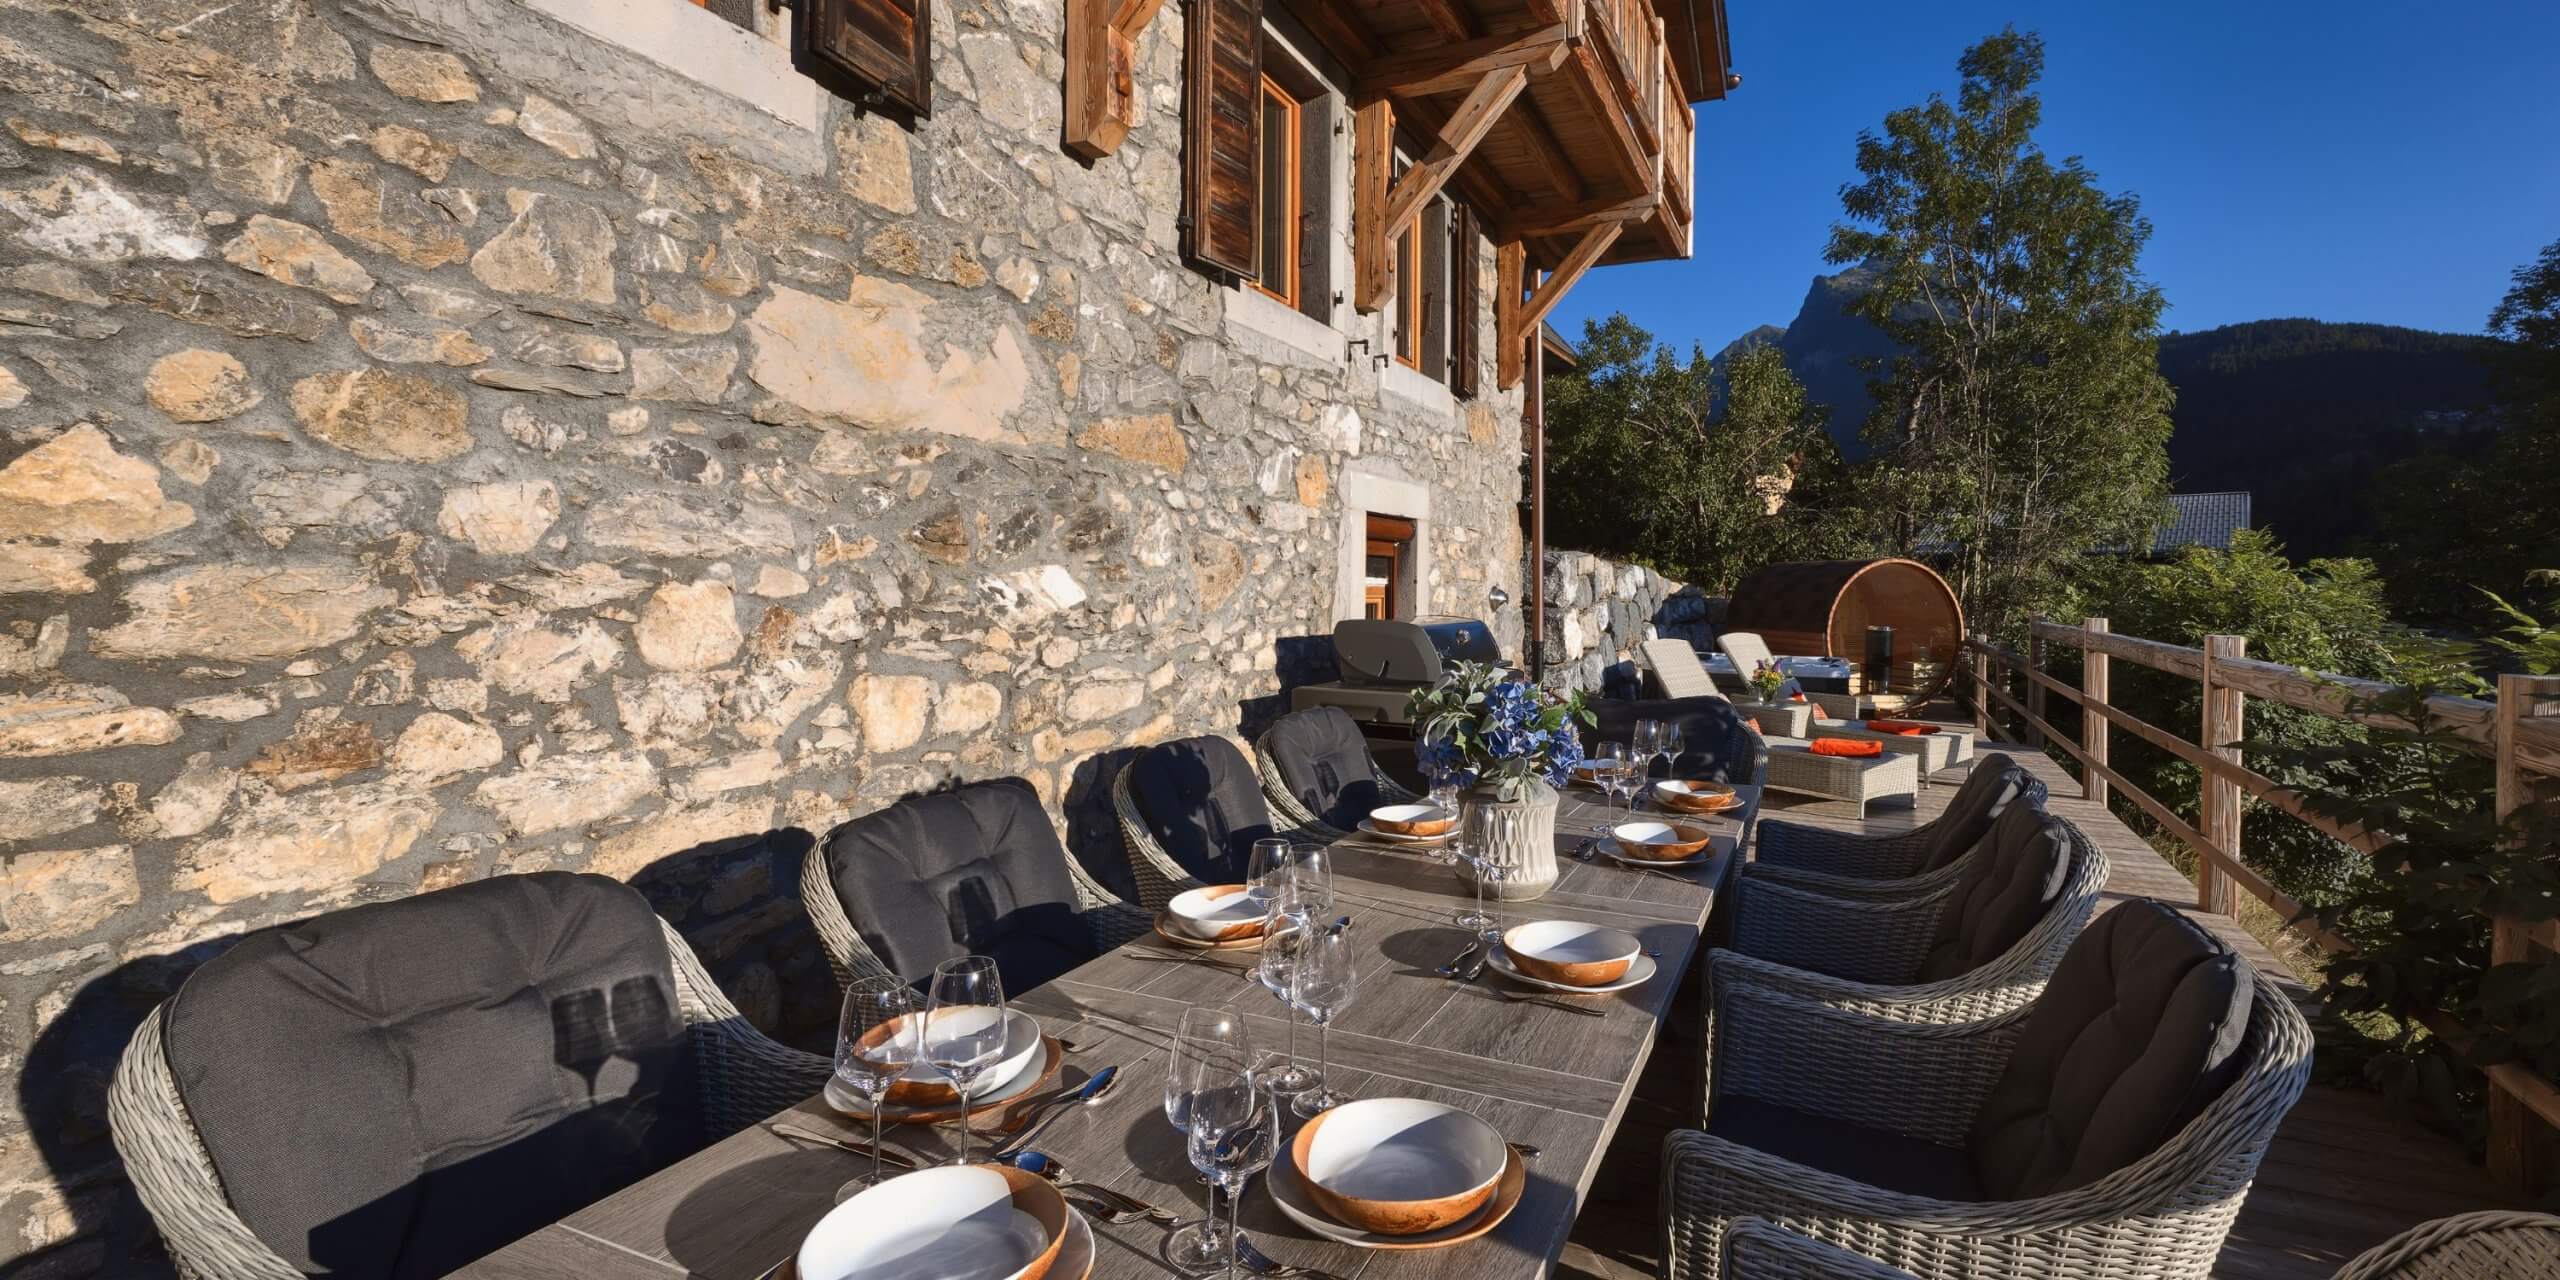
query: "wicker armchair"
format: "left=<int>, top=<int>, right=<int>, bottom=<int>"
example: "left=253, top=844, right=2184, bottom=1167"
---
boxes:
left=110, top=900, right=827, bottom=1280
left=1720, top=630, right=1865, bottom=721
left=1749, top=756, right=2046, bottom=902
left=1253, top=705, right=1422, bottom=842
left=1665, top=905, right=2315, bottom=1280
left=2332, top=1211, right=2560, bottom=1280
left=801, top=779, right=1150, bottom=991
left=1113, top=734, right=1316, bottom=911
left=1722, top=812, right=2107, bottom=1024
left=1714, top=1219, right=1920, bottom=1280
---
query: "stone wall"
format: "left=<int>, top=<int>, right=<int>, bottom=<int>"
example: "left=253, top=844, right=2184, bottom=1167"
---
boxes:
left=0, top=0, right=1528, bottom=1270
left=1539, top=549, right=1714, bottom=697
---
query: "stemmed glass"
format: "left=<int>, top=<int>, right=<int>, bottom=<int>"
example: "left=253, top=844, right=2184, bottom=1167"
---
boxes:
left=830, top=976, right=923, bottom=1201
left=1604, top=751, right=1642, bottom=815
left=923, top=955, right=1006, bottom=1167
left=1247, top=837, right=1291, bottom=902
left=1421, top=725, right=1461, bottom=813
left=1187, top=1071, right=1276, bottom=1280
left=1164, top=1006, right=1253, bottom=1272
left=1630, top=720, right=1663, bottom=782
left=1289, top=920, right=1358, bottom=1116
left=1254, top=892, right=1316, bottom=1096
left=1443, top=825, right=1494, bottom=934
left=1653, top=722, right=1684, bottom=791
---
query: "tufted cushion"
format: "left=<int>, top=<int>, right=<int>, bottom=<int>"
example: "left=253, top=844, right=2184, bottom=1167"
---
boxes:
left=1708, top=1097, right=1981, bottom=1201
left=1126, top=735, right=1278, bottom=883
left=1259, top=706, right=1389, bottom=831
left=1915, top=756, right=2034, bottom=873
left=1587, top=696, right=1767, bottom=785
left=1913, top=804, right=2074, bottom=983
left=1968, top=901, right=2253, bottom=1200
left=161, top=873, right=701, bottom=1280
left=821, top=778, right=1093, bottom=992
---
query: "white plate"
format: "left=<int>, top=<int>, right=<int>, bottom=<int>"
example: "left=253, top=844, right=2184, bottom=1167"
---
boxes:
left=1055, top=1208, right=1093, bottom=1280
left=877, top=1007, right=1042, bottom=1100
left=796, top=1165, right=1054, bottom=1280
left=1267, top=1139, right=1520, bottom=1249
left=822, top=1030, right=1052, bottom=1118
left=1603, top=845, right=1717, bottom=870
left=1355, top=819, right=1448, bottom=844
left=1483, top=947, right=1656, bottom=995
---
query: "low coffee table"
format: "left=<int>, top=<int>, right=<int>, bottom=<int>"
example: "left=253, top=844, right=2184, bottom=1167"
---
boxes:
left=1761, top=742, right=1921, bottom=816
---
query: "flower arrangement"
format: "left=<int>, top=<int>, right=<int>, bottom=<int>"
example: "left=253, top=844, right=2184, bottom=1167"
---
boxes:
left=1746, top=659, right=1791, bottom=703
left=1406, top=660, right=1594, bottom=801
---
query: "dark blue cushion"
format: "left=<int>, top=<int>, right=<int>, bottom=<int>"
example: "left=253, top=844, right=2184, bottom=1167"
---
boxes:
left=1708, top=1097, right=1982, bottom=1201
left=1587, top=696, right=1767, bottom=785
left=1914, top=804, right=2074, bottom=983
left=1259, top=706, right=1389, bottom=831
left=162, top=873, right=700, bottom=1280
left=820, top=778, right=1093, bottom=992
left=1126, top=735, right=1277, bottom=882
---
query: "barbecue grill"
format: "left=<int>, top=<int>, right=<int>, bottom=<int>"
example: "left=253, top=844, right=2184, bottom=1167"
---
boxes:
left=1290, top=616, right=1506, bottom=728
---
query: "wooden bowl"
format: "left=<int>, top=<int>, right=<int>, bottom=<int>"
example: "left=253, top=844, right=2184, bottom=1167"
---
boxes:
left=864, top=1007, right=1043, bottom=1107
left=1500, top=920, right=1641, bottom=986
left=797, top=1163, right=1068, bottom=1280
left=1652, top=779, right=1739, bottom=814
left=1610, top=820, right=1713, bottom=862
left=1290, top=1098, right=1508, bottom=1236
left=1368, top=803, right=1455, bottom=838
left=1165, top=884, right=1266, bottom=941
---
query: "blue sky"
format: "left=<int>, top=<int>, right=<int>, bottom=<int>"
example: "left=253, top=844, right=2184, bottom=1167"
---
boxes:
left=1557, top=1, right=2560, bottom=357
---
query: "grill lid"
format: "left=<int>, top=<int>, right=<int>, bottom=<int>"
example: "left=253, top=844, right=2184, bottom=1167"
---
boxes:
left=1330, top=616, right=1499, bottom=688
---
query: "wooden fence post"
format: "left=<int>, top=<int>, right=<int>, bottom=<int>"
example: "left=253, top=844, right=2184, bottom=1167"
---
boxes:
left=2197, top=634, right=2247, bottom=915
left=2026, top=623, right=2048, bottom=749
left=2487, top=672, right=2560, bottom=1193
left=2082, top=618, right=2110, bottom=806
left=1971, top=639, right=1990, bottom=739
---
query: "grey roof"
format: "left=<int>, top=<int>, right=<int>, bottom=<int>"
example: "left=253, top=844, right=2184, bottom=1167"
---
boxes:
left=2149, top=491, right=2251, bottom=552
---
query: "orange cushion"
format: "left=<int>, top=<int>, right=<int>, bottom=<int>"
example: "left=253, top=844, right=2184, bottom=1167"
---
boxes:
left=1746, top=718, right=1762, bottom=734
left=1789, top=692, right=1808, bottom=703
left=1865, top=719, right=1938, bottom=735
left=1809, top=738, right=1885, bottom=758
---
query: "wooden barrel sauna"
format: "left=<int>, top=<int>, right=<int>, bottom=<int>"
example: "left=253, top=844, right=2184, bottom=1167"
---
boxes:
left=1723, top=559, right=1966, bottom=703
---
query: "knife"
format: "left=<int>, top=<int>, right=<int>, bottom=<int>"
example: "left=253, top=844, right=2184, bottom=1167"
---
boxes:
left=992, top=1065, right=1119, bottom=1158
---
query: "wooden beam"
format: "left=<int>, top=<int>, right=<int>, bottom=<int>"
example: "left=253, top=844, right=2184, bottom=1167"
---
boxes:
left=1560, top=42, right=1652, bottom=191
left=1410, top=0, right=1472, bottom=40
left=1494, top=192, right=1654, bottom=241
left=1356, top=21, right=1572, bottom=101
left=1378, top=64, right=1532, bottom=248
left=1496, top=240, right=1527, bottom=390
left=1063, top=0, right=1172, bottom=160
left=1508, top=101, right=1584, bottom=202
left=1352, top=99, right=1394, bottom=314
left=1291, top=0, right=1381, bottom=66
left=1516, top=220, right=1621, bottom=333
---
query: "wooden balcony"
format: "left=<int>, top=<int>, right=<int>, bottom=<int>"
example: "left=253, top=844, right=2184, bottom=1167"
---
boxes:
left=1294, top=0, right=1722, bottom=273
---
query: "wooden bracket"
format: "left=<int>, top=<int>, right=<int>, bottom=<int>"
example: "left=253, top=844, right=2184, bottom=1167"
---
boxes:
left=1518, top=221, right=1621, bottom=332
left=1065, top=0, right=1172, bottom=161
left=1496, top=240, right=1527, bottom=389
left=1492, top=191, right=1655, bottom=242
left=1497, top=222, right=1617, bottom=388
left=1355, top=18, right=1575, bottom=101
left=1354, top=65, right=1532, bottom=312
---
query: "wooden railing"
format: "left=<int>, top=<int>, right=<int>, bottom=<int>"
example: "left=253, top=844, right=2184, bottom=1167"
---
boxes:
left=1656, top=52, right=1693, bottom=251
left=1965, top=618, right=2560, bottom=1191
left=1587, top=0, right=1668, bottom=166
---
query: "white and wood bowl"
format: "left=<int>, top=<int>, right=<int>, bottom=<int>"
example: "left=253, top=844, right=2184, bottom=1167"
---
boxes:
left=1289, top=1098, right=1508, bottom=1236
left=1500, top=919, right=1643, bottom=987
left=796, top=1163, right=1068, bottom=1280
left=1164, top=884, right=1267, bottom=942
left=1609, top=820, right=1714, bottom=863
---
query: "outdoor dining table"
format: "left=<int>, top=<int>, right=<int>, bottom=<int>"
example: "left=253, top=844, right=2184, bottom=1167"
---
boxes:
left=455, top=783, right=1760, bottom=1280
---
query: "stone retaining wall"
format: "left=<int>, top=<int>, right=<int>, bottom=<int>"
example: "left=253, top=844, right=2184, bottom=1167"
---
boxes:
left=0, top=0, right=1527, bottom=1270
left=1539, top=549, right=1714, bottom=696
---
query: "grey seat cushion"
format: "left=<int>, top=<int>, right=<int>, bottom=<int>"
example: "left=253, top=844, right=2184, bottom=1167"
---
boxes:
left=1127, top=735, right=1278, bottom=883
left=1708, top=1097, right=1982, bottom=1201
left=1588, top=696, right=1767, bottom=784
left=1968, top=900, right=2252, bottom=1200
left=160, top=873, right=701, bottom=1280
left=820, top=777, right=1093, bottom=991
left=1915, top=755, right=2036, bottom=873
left=1260, top=706, right=1389, bottom=831
left=1913, top=804, right=2075, bottom=983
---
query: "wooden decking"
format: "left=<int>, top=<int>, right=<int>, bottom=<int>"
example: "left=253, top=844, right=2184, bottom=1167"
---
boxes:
left=1559, top=738, right=2520, bottom=1280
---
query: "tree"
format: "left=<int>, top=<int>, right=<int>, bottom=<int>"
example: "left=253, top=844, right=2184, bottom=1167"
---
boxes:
left=1828, top=29, right=2174, bottom=637
left=1542, top=315, right=1867, bottom=592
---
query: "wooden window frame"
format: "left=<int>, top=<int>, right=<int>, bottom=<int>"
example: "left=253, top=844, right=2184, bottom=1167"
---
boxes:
left=1253, top=75, right=1302, bottom=309
left=1395, top=218, right=1422, bottom=370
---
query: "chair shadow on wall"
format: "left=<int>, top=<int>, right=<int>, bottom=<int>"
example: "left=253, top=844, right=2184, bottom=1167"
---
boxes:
left=7, top=819, right=841, bottom=1280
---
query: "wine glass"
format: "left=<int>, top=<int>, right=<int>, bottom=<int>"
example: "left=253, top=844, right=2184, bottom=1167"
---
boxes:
left=1287, top=842, right=1335, bottom=916
left=1654, top=722, right=1684, bottom=791
left=1254, top=895, right=1316, bottom=1095
left=830, top=976, right=923, bottom=1201
left=923, top=955, right=1006, bottom=1167
left=1246, top=836, right=1292, bottom=905
left=1289, top=920, right=1358, bottom=1116
left=1187, top=1072, right=1276, bottom=1280
left=1444, top=824, right=1495, bottom=934
left=1606, top=752, right=1642, bottom=814
left=1164, top=1006, right=1253, bottom=1271
left=1421, top=725, right=1461, bottom=813
left=1630, top=720, right=1662, bottom=781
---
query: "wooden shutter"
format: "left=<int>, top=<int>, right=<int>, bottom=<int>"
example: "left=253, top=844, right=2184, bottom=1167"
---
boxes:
left=808, top=0, right=933, bottom=118
left=1449, top=204, right=1480, bottom=398
left=1182, top=0, right=1261, bottom=280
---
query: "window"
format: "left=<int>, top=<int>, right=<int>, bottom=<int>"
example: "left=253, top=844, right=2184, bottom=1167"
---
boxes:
left=687, top=0, right=756, bottom=29
left=1394, top=217, right=1422, bottom=370
left=1364, top=514, right=1417, bottom=619
left=1255, top=76, right=1301, bottom=309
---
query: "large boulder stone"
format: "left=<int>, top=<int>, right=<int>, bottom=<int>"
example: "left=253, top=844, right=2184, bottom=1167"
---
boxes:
left=367, top=44, right=480, bottom=102
left=289, top=368, right=473, bottom=462
left=0, top=685, right=181, bottom=758
left=220, top=215, right=375, bottom=304
left=437, top=480, right=560, bottom=554
left=744, top=282, right=1035, bottom=442
left=471, top=190, right=617, bottom=305
left=636, top=580, right=744, bottom=671
left=308, top=158, right=469, bottom=268
left=0, top=169, right=206, bottom=263
left=0, top=845, right=139, bottom=941
left=173, top=781, right=440, bottom=904
left=0, top=424, right=195, bottom=545
left=473, top=751, right=659, bottom=836
left=92, top=562, right=393, bottom=661
left=145, top=349, right=264, bottom=422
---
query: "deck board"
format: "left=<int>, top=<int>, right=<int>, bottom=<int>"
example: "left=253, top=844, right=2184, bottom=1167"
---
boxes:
left=1559, top=736, right=2521, bottom=1280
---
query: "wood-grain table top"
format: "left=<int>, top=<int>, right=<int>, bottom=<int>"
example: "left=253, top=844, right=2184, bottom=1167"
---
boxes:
left=457, top=784, right=1758, bottom=1280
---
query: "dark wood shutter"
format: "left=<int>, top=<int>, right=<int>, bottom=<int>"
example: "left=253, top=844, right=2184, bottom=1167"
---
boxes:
left=1182, top=0, right=1261, bottom=280
left=808, top=0, right=932, bottom=118
left=1449, top=204, right=1480, bottom=398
